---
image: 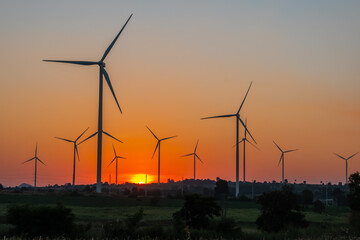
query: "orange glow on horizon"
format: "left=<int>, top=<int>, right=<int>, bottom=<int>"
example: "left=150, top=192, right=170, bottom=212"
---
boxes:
left=129, top=174, right=154, bottom=184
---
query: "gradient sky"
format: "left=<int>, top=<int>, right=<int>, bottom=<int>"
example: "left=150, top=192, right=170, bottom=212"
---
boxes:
left=0, top=1, right=359, bottom=187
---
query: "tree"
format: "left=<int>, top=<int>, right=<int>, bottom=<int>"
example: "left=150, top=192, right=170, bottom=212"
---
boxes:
left=348, top=171, right=360, bottom=211
left=173, top=194, right=221, bottom=229
left=333, top=188, right=347, bottom=206
left=301, top=189, right=314, bottom=205
left=347, top=172, right=360, bottom=233
left=214, top=178, right=229, bottom=199
left=0, top=184, right=3, bottom=190
left=313, top=200, right=325, bottom=213
left=256, top=190, right=308, bottom=232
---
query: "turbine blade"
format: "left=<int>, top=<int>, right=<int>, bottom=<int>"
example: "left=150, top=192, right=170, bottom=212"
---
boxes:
left=347, top=152, right=359, bottom=160
left=181, top=153, right=194, bottom=157
left=201, top=114, right=236, bottom=120
left=107, top=157, right=116, bottom=167
left=237, top=81, right=253, bottom=114
left=23, top=157, right=35, bottom=164
left=238, top=117, right=256, bottom=144
left=117, top=156, right=126, bottom=159
left=75, top=145, right=80, bottom=162
left=273, top=141, right=283, bottom=152
left=54, top=137, right=73, bottom=143
left=334, top=153, right=347, bottom=160
left=103, top=131, right=123, bottom=143
left=195, top=154, right=204, bottom=164
left=245, top=139, right=261, bottom=151
left=112, top=143, right=117, bottom=157
left=146, top=126, right=159, bottom=140
left=37, top=158, right=46, bottom=166
left=100, top=14, right=133, bottom=62
left=244, top=118, right=247, bottom=137
left=102, top=67, right=122, bottom=113
left=232, top=139, right=245, bottom=148
left=43, top=60, right=98, bottom=65
left=75, top=127, right=90, bottom=142
left=277, top=154, right=283, bottom=166
left=152, top=142, right=159, bottom=159
left=77, top=132, right=98, bottom=145
left=161, top=135, right=177, bottom=141
left=285, top=149, right=298, bottom=153
left=194, top=140, right=199, bottom=152
left=35, top=143, right=38, bottom=156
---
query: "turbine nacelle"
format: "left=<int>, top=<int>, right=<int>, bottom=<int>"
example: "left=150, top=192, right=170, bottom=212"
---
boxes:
left=99, top=62, right=106, bottom=67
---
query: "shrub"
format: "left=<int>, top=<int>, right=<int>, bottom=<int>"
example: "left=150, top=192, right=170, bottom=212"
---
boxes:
left=313, top=200, right=325, bottom=213
left=214, top=177, right=229, bottom=199
left=172, top=194, right=221, bottom=229
left=301, top=189, right=314, bottom=205
left=256, top=190, right=308, bottom=233
left=347, top=172, right=360, bottom=234
left=6, top=204, right=76, bottom=238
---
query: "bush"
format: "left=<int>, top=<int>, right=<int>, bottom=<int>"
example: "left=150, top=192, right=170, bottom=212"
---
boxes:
left=348, top=171, right=360, bottom=211
left=214, top=177, right=229, bottom=199
left=214, top=217, right=241, bottom=237
left=313, top=200, right=325, bottom=213
left=6, top=204, right=76, bottom=238
left=256, top=190, right=308, bottom=233
left=104, top=208, right=144, bottom=238
left=173, top=194, right=221, bottom=229
left=301, top=189, right=314, bottom=205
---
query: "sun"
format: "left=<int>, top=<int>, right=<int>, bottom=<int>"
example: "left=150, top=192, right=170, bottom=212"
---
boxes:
left=130, top=174, right=151, bottom=184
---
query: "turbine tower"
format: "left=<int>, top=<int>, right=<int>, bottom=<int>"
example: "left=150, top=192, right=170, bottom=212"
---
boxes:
left=146, top=126, right=177, bottom=184
left=181, top=140, right=204, bottom=180
left=44, top=14, right=133, bottom=193
left=107, top=144, right=126, bottom=185
left=201, top=82, right=256, bottom=197
left=273, top=141, right=298, bottom=184
left=55, top=127, right=89, bottom=186
left=334, top=152, right=358, bottom=185
left=22, top=143, right=46, bottom=190
left=235, top=119, right=259, bottom=183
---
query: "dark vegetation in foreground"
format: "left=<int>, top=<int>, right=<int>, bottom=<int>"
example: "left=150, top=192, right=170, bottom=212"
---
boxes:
left=0, top=172, right=360, bottom=239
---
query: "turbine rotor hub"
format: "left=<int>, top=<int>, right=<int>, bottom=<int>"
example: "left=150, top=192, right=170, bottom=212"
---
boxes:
left=99, top=62, right=106, bottom=67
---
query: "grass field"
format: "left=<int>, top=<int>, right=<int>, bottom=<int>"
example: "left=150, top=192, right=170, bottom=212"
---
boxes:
left=0, top=192, right=353, bottom=239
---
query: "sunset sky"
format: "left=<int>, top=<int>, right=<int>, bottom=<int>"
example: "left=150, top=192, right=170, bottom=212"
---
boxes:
left=0, top=1, right=359, bottom=187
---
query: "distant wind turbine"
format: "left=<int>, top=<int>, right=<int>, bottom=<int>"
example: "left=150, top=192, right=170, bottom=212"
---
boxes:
left=44, top=14, right=133, bottom=193
left=334, top=152, right=359, bottom=185
left=55, top=127, right=89, bottom=186
left=201, top=82, right=256, bottom=197
left=234, top=119, right=259, bottom=183
left=181, top=140, right=204, bottom=180
left=273, top=141, right=298, bottom=184
left=146, top=126, right=177, bottom=184
left=22, top=143, right=46, bottom=190
left=107, top=144, right=126, bottom=185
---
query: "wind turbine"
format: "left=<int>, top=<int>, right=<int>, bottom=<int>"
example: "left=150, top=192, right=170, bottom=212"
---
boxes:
left=201, top=82, right=256, bottom=197
left=273, top=141, right=298, bottom=184
left=44, top=14, right=133, bottom=193
left=234, top=119, right=259, bottom=183
left=146, top=126, right=177, bottom=184
left=334, top=152, right=358, bottom=185
left=181, top=140, right=204, bottom=180
left=55, top=127, right=89, bottom=186
left=22, top=143, right=46, bottom=190
left=107, top=144, right=126, bottom=185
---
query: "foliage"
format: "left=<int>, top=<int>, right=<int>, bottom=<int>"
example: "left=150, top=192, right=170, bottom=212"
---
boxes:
left=348, top=171, right=360, bottom=211
left=313, top=200, right=325, bottom=214
left=333, top=188, right=347, bottom=206
left=103, top=208, right=144, bottom=238
left=214, top=177, right=229, bottom=199
left=172, top=194, right=221, bottom=229
left=256, top=190, right=308, bottom=232
left=301, top=189, right=314, bottom=205
left=0, top=184, right=3, bottom=190
left=349, top=210, right=360, bottom=234
left=6, top=204, right=76, bottom=238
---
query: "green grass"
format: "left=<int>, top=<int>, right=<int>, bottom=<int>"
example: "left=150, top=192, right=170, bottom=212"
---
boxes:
left=0, top=192, right=354, bottom=239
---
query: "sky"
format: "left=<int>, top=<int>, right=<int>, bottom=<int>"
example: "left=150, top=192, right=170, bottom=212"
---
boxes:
left=0, top=1, right=359, bottom=187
